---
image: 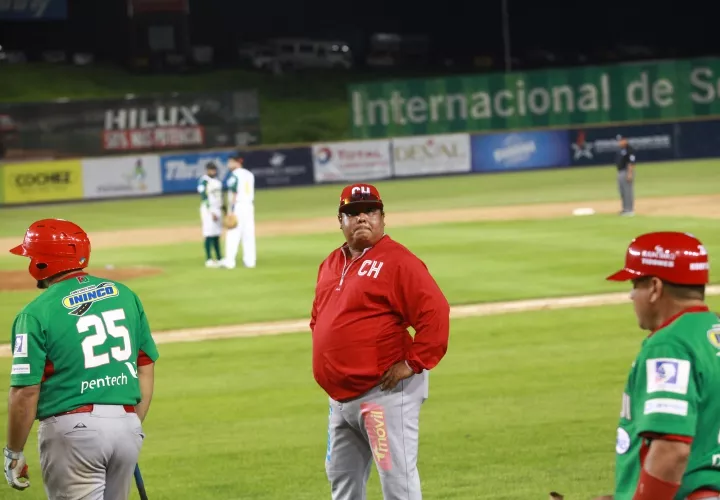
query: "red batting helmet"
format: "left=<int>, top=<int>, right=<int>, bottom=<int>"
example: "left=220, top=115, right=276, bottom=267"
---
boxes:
left=9, top=219, right=91, bottom=281
left=338, top=183, right=383, bottom=214
left=606, top=231, right=710, bottom=285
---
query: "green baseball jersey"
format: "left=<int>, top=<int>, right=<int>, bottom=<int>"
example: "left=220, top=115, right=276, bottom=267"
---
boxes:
left=9, top=273, right=160, bottom=420
left=615, top=307, right=720, bottom=499
left=197, top=174, right=223, bottom=210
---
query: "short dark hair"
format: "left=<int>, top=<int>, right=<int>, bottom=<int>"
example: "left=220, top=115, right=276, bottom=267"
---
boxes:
left=664, top=282, right=705, bottom=300
left=206, top=162, right=217, bottom=170
left=634, top=276, right=705, bottom=300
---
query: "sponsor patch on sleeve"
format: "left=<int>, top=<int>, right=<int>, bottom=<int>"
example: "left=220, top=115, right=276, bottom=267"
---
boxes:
left=644, top=398, right=688, bottom=416
left=13, top=334, right=28, bottom=358
left=11, top=364, right=30, bottom=375
left=646, top=358, right=690, bottom=394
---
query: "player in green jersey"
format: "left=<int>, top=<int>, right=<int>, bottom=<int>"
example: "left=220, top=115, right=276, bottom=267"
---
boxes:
left=590, top=231, right=720, bottom=500
left=3, top=219, right=159, bottom=500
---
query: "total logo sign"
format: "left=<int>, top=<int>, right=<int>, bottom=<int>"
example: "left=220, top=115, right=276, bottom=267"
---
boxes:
left=392, top=133, right=471, bottom=177
left=312, top=140, right=392, bottom=183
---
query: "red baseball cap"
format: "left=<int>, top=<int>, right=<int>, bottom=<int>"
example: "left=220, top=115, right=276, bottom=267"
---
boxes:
left=338, top=183, right=383, bottom=213
left=606, top=231, right=710, bottom=285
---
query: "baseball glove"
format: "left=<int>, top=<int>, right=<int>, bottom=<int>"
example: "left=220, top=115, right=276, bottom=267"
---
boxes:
left=224, top=213, right=238, bottom=229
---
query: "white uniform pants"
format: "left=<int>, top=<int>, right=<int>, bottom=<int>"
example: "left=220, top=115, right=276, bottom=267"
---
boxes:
left=201, top=205, right=223, bottom=237
left=224, top=203, right=256, bottom=268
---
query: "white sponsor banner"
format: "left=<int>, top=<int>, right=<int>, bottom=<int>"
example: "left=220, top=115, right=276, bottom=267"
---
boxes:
left=312, top=140, right=392, bottom=183
left=392, top=133, right=471, bottom=177
left=82, top=155, right=162, bottom=199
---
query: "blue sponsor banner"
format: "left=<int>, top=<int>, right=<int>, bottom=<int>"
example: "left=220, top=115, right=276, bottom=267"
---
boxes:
left=471, top=130, right=570, bottom=172
left=676, top=119, right=720, bottom=159
left=160, top=151, right=232, bottom=194
left=235, top=147, right=314, bottom=189
left=568, top=123, right=677, bottom=166
left=0, top=0, right=68, bottom=20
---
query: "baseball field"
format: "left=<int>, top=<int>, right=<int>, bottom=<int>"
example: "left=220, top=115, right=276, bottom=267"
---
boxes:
left=0, top=158, right=719, bottom=499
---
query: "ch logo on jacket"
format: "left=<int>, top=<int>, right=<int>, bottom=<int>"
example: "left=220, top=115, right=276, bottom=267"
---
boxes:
left=358, top=260, right=383, bottom=279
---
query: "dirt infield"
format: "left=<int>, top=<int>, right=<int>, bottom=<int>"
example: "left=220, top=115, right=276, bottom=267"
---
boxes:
left=0, top=192, right=717, bottom=355
left=0, top=266, right=163, bottom=291
left=1, top=285, right=718, bottom=357
left=1, top=194, right=718, bottom=251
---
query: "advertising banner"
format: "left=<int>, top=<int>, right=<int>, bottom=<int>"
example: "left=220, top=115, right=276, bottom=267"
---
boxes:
left=236, top=147, right=315, bottom=189
left=349, top=57, right=720, bottom=139
left=0, top=0, right=67, bottom=20
left=160, top=151, right=232, bottom=194
left=676, top=119, right=720, bottom=159
left=392, top=133, right=471, bottom=177
left=2, top=160, right=83, bottom=205
left=312, top=140, right=392, bottom=183
left=82, top=155, right=163, bottom=200
left=0, top=90, right=260, bottom=161
left=569, top=123, right=676, bottom=166
left=471, top=130, right=570, bottom=172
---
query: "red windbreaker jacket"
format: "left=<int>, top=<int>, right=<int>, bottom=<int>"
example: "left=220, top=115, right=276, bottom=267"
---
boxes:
left=310, top=235, right=450, bottom=401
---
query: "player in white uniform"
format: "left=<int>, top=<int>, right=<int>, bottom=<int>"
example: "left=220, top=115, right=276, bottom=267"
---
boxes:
left=197, top=162, right=224, bottom=268
left=221, top=154, right=256, bottom=269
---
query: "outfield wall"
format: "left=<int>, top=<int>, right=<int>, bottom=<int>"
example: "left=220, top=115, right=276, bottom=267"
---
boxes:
left=1, top=117, right=720, bottom=206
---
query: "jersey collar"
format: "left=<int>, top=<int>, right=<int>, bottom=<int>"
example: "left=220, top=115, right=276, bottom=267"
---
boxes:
left=648, top=305, right=710, bottom=337
left=340, top=233, right=388, bottom=256
left=51, top=270, right=88, bottom=286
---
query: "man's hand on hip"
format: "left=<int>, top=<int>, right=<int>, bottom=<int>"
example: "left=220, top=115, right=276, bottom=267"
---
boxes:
left=3, top=447, right=29, bottom=490
left=379, top=361, right=414, bottom=391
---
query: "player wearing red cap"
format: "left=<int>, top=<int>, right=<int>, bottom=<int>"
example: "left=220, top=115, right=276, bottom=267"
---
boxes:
left=3, top=219, right=158, bottom=499
left=310, top=183, right=450, bottom=500
left=590, top=231, right=720, bottom=500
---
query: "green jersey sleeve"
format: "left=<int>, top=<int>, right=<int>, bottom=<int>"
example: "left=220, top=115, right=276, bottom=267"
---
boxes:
left=135, top=294, right=159, bottom=363
left=632, top=343, right=698, bottom=438
left=226, top=174, right=238, bottom=194
left=197, top=178, right=209, bottom=208
left=9, top=313, right=47, bottom=387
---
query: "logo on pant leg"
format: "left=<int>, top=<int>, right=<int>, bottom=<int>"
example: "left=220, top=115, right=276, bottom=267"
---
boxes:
left=361, top=403, right=392, bottom=471
left=326, top=404, right=333, bottom=462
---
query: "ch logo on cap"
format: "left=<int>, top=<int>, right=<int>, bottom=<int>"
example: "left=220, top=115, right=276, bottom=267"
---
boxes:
left=352, top=186, right=371, bottom=195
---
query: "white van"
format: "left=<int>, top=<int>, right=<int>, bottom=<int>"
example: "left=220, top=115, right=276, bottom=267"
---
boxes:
left=257, top=38, right=353, bottom=70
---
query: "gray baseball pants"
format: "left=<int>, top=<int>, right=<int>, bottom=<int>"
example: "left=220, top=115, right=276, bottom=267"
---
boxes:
left=618, top=169, right=634, bottom=213
left=38, top=404, right=144, bottom=500
left=325, top=370, right=429, bottom=500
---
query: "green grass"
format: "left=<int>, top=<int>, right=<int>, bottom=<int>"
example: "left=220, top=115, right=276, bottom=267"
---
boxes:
left=0, top=157, right=719, bottom=499
left=1, top=159, right=718, bottom=236
left=1, top=214, right=718, bottom=331
left=2, top=299, right=719, bottom=500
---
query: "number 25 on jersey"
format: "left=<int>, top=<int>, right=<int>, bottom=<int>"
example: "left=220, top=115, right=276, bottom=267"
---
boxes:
left=76, top=308, right=132, bottom=369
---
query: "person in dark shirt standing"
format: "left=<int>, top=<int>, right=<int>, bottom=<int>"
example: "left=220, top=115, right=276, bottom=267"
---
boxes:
left=616, top=134, right=636, bottom=216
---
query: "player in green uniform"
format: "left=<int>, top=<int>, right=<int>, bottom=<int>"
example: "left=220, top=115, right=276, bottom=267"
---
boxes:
left=3, top=219, right=159, bottom=500
left=591, top=231, right=720, bottom=500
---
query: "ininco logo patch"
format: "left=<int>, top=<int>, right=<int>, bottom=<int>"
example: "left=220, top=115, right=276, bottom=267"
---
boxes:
left=62, top=282, right=119, bottom=316
left=707, top=325, right=720, bottom=350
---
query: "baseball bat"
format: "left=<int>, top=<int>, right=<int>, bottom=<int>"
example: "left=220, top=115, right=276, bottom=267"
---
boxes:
left=134, top=464, right=148, bottom=500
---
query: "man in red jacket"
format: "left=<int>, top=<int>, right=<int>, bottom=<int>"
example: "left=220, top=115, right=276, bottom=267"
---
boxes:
left=310, top=182, right=451, bottom=500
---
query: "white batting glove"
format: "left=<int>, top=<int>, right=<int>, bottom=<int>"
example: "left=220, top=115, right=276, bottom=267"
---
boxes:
left=3, top=447, right=30, bottom=491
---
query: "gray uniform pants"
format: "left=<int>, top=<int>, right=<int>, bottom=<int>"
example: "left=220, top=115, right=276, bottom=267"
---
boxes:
left=617, top=169, right=634, bottom=213
left=38, top=405, right=144, bottom=500
left=325, top=371, right=429, bottom=500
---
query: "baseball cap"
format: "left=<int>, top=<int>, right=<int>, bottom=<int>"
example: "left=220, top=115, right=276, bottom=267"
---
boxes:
left=606, top=231, right=710, bottom=285
left=338, top=183, right=383, bottom=213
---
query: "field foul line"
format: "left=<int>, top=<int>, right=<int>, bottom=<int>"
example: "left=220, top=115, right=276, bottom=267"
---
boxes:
left=1, top=285, right=718, bottom=358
